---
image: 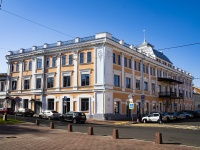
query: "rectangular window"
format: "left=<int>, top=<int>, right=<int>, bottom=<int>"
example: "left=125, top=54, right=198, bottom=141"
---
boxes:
left=81, top=74, right=89, bottom=86
left=146, top=66, right=148, bottom=74
left=23, top=62, right=27, bottom=71
left=52, top=57, right=56, bottom=67
left=81, top=98, right=89, bottom=111
left=12, top=81, right=17, bottom=90
left=62, top=55, right=66, bottom=66
left=24, top=99, right=28, bottom=108
left=117, top=55, right=121, bottom=65
left=129, top=59, right=131, bottom=68
left=29, top=61, right=32, bottom=70
left=157, top=70, right=160, bottom=77
left=47, top=77, right=54, bottom=88
left=124, top=57, right=127, bottom=67
left=80, top=53, right=84, bottom=64
left=36, top=78, right=41, bottom=89
left=16, top=63, right=19, bottom=72
left=113, top=53, right=116, bottom=64
left=69, top=54, right=73, bottom=65
left=144, top=81, right=148, bottom=91
left=24, top=79, right=30, bottom=89
left=158, top=85, right=162, bottom=92
left=63, top=76, right=71, bottom=87
left=136, top=79, right=140, bottom=90
left=48, top=99, right=54, bottom=110
left=138, top=62, right=141, bottom=71
left=37, top=59, right=42, bottom=69
left=46, top=58, right=50, bottom=68
left=134, top=61, right=137, bottom=70
left=150, top=67, right=152, bottom=75
left=143, top=64, right=145, bottom=73
left=152, top=83, right=155, bottom=92
left=126, top=77, right=131, bottom=88
left=153, top=68, right=155, bottom=76
left=114, top=75, right=120, bottom=87
left=87, top=52, right=91, bottom=63
left=0, top=82, right=4, bottom=91
left=11, top=64, right=14, bottom=72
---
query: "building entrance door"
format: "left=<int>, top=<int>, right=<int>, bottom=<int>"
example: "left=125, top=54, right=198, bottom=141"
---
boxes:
left=63, top=98, right=70, bottom=114
left=35, top=101, right=42, bottom=114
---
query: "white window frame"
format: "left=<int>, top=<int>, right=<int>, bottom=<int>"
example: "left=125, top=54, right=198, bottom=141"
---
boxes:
left=46, top=73, right=55, bottom=88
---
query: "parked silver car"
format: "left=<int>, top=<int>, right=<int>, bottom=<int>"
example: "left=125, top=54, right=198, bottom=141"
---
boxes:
left=39, top=110, right=61, bottom=120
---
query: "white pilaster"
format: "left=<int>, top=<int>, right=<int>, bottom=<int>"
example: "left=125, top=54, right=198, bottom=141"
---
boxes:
left=18, top=60, right=23, bottom=93
left=56, top=53, right=61, bottom=91
left=31, top=57, right=36, bottom=90
left=73, top=51, right=78, bottom=90
left=148, top=64, right=151, bottom=95
left=122, top=53, right=125, bottom=91
left=132, top=57, right=135, bottom=93
left=155, top=67, right=158, bottom=95
left=6, top=62, right=11, bottom=92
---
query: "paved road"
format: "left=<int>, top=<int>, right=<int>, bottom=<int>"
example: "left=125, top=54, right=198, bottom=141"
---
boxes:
left=1, top=123, right=199, bottom=150
left=7, top=115, right=200, bottom=148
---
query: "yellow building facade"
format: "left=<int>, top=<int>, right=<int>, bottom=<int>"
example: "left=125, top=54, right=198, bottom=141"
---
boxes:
left=5, top=32, right=193, bottom=120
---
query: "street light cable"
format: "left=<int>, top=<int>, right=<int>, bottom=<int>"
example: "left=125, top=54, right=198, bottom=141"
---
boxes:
left=0, top=8, right=75, bottom=38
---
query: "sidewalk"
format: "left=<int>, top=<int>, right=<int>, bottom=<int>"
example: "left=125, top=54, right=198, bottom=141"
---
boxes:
left=0, top=123, right=199, bottom=150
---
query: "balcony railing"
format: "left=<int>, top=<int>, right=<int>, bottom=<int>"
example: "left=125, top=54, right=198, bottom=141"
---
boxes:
left=159, top=92, right=184, bottom=99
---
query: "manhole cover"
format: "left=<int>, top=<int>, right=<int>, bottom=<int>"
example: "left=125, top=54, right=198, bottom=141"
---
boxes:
left=6, top=136, right=17, bottom=138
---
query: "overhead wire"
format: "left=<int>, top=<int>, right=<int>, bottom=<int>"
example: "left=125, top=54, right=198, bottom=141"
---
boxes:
left=0, top=8, right=75, bottom=38
left=157, top=42, right=200, bottom=51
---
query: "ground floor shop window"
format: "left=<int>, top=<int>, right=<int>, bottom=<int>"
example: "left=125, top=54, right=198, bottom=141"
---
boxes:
left=48, top=99, right=54, bottom=110
left=81, top=98, right=89, bottom=111
left=153, top=103, right=156, bottom=111
left=24, top=99, right=28, bottom=108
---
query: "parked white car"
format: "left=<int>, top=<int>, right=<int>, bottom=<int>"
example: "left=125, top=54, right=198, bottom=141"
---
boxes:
left=142, top=113, right=160, bottom=123
left=39, top=110, right=61, bottom=120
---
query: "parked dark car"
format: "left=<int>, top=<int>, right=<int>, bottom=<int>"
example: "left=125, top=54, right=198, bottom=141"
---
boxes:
left=0, top=108, right=14, bottom=115
left=60, top=111, right=86, bottom=123
left=181, top=110, right=198, bottom=118
left=15, top=108, right=35, bottom=117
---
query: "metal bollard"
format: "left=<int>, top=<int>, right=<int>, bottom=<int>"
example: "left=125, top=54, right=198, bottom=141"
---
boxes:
left=112, top=129, right=119, bottom=139
left=50, top=122, right=54, bottom=129
left=155, top=132, right=162, bottom=144
left=88, top=127, right=94, bottom=135
left=36, top=119, right=40, bottom=126
left=3, top=114, right=7, bottom=121
left=68, top=124, right=72, bottom=132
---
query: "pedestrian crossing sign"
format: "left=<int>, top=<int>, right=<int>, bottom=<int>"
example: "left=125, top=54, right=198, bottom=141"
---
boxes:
left=129, top=103, right=134, bottom=109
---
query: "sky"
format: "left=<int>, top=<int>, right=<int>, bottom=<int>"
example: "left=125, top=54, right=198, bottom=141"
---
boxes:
left=0, top=0, right=199, bottom=87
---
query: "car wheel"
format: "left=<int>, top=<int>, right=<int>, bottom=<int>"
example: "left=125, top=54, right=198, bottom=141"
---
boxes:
left=73, top=119, right=77, bottom=124
left=39, top=115, right=42, bottom=119
left=143, top=119, right=147, bottom=123
left=48, top=116, right=51, bottom=120
left=186, top=116, right=189, bottom=119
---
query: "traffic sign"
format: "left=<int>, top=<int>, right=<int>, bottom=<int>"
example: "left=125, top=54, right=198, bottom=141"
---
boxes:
left=129, top=103, right=134, bottom=109
left=128, top=94, right=133, bottom=99
left=141, top=94, right=145, bottom=100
